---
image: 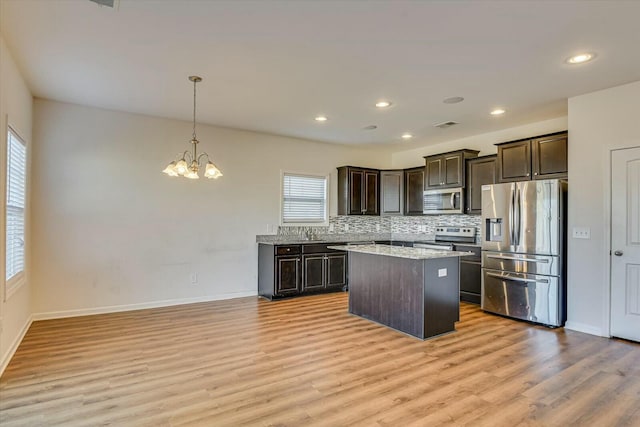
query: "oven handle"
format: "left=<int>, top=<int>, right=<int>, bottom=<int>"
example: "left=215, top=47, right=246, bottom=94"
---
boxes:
left=486, top=254, right=549, bottom=263
left=486, top=271, right=548, bottom=284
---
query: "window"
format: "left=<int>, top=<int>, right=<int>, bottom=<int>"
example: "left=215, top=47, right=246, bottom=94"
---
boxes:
left=6, top=127, right=27, bottom=288
left=282, top=172, right=328, bottom=225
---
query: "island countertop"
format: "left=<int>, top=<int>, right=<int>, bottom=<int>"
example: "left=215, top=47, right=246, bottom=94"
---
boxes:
left=328, top=244, right=474, bottom=260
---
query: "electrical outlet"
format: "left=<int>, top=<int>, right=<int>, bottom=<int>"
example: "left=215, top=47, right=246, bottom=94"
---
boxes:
left=572, top=227, right=591, bottom=239
left=344, top=224, right=349, bottom=231
left=190, top=273, right=198, bottom=284
left=376, top=224, right=381, bottom=232
left=329, top=223, right=334, bottom=232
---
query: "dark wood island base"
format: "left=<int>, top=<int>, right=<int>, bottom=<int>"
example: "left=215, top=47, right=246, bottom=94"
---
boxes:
left=331, top=245, right=471, bottom=340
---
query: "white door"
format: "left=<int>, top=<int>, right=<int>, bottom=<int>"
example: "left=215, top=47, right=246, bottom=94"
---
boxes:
left=611, top=147, right=640, bottom=342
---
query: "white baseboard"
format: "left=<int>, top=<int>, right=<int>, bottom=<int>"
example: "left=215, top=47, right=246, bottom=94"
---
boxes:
left=0, top=315, right=33, bottom=378
left=32, top=291, right=257, bottom=321
left=564, top=321, right=607, bottom=337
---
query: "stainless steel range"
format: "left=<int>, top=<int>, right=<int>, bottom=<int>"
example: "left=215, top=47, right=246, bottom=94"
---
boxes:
left=414, top=226, right=481, bottom=304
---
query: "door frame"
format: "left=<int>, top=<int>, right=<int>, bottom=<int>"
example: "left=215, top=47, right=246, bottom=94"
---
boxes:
left=606, top=145, right=640, bottom=337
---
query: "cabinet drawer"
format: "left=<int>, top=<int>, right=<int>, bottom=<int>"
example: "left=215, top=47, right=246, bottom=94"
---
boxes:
left=302, top=243, right=338, bottom=254
left=275, top=245, right=301, bottom=255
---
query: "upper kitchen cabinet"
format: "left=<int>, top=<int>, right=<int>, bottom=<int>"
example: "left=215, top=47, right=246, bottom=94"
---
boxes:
left=337, top=166, right=380, bottom=215
left=465, top=155, right=497, bottom=215
left=496, top=131, right=567, bottom=183
left=532, top=132, right=568, bottom=180
left=424, top=149, right=479, bottom=189
left=380, top=170, right=404, bottom=216
left=404, top=166, right=425, bottom=216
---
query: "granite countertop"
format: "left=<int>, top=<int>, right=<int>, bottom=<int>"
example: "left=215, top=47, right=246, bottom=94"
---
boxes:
left=256, top=234, right=480, bottom=246
left=327, top=244, right=475, bottom=260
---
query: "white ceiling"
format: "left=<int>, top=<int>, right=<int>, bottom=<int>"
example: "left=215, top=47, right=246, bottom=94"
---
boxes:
left=2, top=0, right=640, bottom=147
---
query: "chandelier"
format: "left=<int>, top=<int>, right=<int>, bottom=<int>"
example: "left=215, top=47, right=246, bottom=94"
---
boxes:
left=162, top=76, right=223, bottom=179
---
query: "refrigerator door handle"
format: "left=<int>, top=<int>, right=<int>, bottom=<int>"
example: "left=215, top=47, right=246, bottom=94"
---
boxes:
left=515, top=187, right=522, bottom=246
left=486, top=271, right=549, bottom=284
left=508, top=187, right=515, bottom=244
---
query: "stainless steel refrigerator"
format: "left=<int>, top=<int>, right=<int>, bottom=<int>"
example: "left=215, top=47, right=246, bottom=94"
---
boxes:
left=481, top=179, right=567, bottom=327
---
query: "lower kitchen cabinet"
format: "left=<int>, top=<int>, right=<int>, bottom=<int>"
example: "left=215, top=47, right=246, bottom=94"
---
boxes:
left=455, top=244, right=481, bottom=304
left=259, top=243, right=348, bottom=299
left=275, top=255, right=301, bottom=295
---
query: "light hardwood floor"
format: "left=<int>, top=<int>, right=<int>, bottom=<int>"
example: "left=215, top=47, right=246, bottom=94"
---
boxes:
left=1, top=292, right=639, bottom=426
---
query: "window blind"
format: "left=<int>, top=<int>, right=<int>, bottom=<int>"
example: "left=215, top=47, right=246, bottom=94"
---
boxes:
left=282, top=173, right=327, bottom=223
left=6, top=128, right=26, bottom=282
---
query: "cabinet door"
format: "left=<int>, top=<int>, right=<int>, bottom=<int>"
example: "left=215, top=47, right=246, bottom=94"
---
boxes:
left=302, top=255, right=325, bottom=291
left=466, top=156, right=496, bottom=214
left=425, top=157, right=443, bottom=188
left=348, top=169, right=365, bottom=215
left=404, top=167, right=424, bottom=215
left=276, top=256, right=300, bottom=295
left=326, top=253, right=347, bottom=288
left=364, top=170, right=379, bottom=215
left=497, top=140, right=531, bottom=182
left=532, top=133, right=567, bottom=179
left=443, top=153, right=463, bottom=187
left=380, top=170, right=403, bottom=215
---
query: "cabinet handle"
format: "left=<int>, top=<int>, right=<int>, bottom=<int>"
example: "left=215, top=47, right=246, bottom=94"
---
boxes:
left=534, top=172, right=538, bottom=175
left=526, top=173, right=530, bottom=176
left=286, top=248, right=291, bottom=252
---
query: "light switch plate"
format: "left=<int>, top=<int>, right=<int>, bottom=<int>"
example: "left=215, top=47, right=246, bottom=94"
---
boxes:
left=572, top=227, right=591, bottom=239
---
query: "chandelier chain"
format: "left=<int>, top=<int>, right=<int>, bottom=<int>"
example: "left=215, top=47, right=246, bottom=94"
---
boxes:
left=192, top=78, right=197, bottom=140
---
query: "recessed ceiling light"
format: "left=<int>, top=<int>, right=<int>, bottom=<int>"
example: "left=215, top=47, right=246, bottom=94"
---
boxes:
left=566, top=53, right=595, bottom=64
left=315, top=115, right=328, bottom=122
left=443, top=96, right=464, bottom=104
left=490, top=109, right=506, bottom=116
left=375, top=101, right=392, bottom=108
left=401, top=133, right=413, bottom=140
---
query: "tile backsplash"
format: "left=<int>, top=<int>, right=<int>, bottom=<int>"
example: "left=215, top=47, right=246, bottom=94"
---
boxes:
left=279, top=215, right=482, bottom=241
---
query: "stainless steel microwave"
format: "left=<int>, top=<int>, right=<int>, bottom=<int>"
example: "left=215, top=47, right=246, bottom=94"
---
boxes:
left=423, top=188, right=464, bottom=214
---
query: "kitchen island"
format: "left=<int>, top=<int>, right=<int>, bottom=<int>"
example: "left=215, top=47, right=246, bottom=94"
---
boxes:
left=329, top=244, right=472, bottom=340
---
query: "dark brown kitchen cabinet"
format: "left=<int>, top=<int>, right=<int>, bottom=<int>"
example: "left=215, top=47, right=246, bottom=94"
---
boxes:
left=465, top=155, right=497, bottom=215
left=497, top=131, right=567, bottom=183
left=380, top=170, right=404, bottom=216
left=532, top=133, right=568, bottom=179
left=302, top=244, right=347, bottom=291
left=259, top=243, right=347, bottom=299
left=302, top=252, right=347, bottom=291
left=404, top=166, right=424, bottom=215
left=276, top=256, right=301, bottom=295
left=424, top=149, right=479, bottom=189
left=337, top=166, right=379, bottom=215
left=325, top=253, right=347, bottom=288
left=454, top=245, right=481, bottom=304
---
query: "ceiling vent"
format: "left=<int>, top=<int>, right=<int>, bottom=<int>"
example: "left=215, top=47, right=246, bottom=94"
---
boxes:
left=433, top=121, right=459, bottom=129
left=89, top=0, right=119, bottom=9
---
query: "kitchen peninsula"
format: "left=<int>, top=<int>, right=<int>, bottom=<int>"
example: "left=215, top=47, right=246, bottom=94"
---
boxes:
left=329, top=244, right=472, bottom=340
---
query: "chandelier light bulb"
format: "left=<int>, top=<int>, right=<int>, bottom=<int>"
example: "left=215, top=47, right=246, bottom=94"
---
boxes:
left=175, top=159, right=188, bottom=175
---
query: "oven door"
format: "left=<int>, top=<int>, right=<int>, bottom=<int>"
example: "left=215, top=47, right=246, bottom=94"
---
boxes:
left=423, top=188, right=463, bottom=214
left=481, top=268, right=561, bottom=326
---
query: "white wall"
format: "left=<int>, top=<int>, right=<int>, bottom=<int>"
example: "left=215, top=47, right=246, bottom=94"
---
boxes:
left=31, top=100, right=391, bottom=316
left=391, top=117, right=568, bottom=169
left=566, top=80, right=640, bottom=336
left=0, top=36, right=33, bottom=372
